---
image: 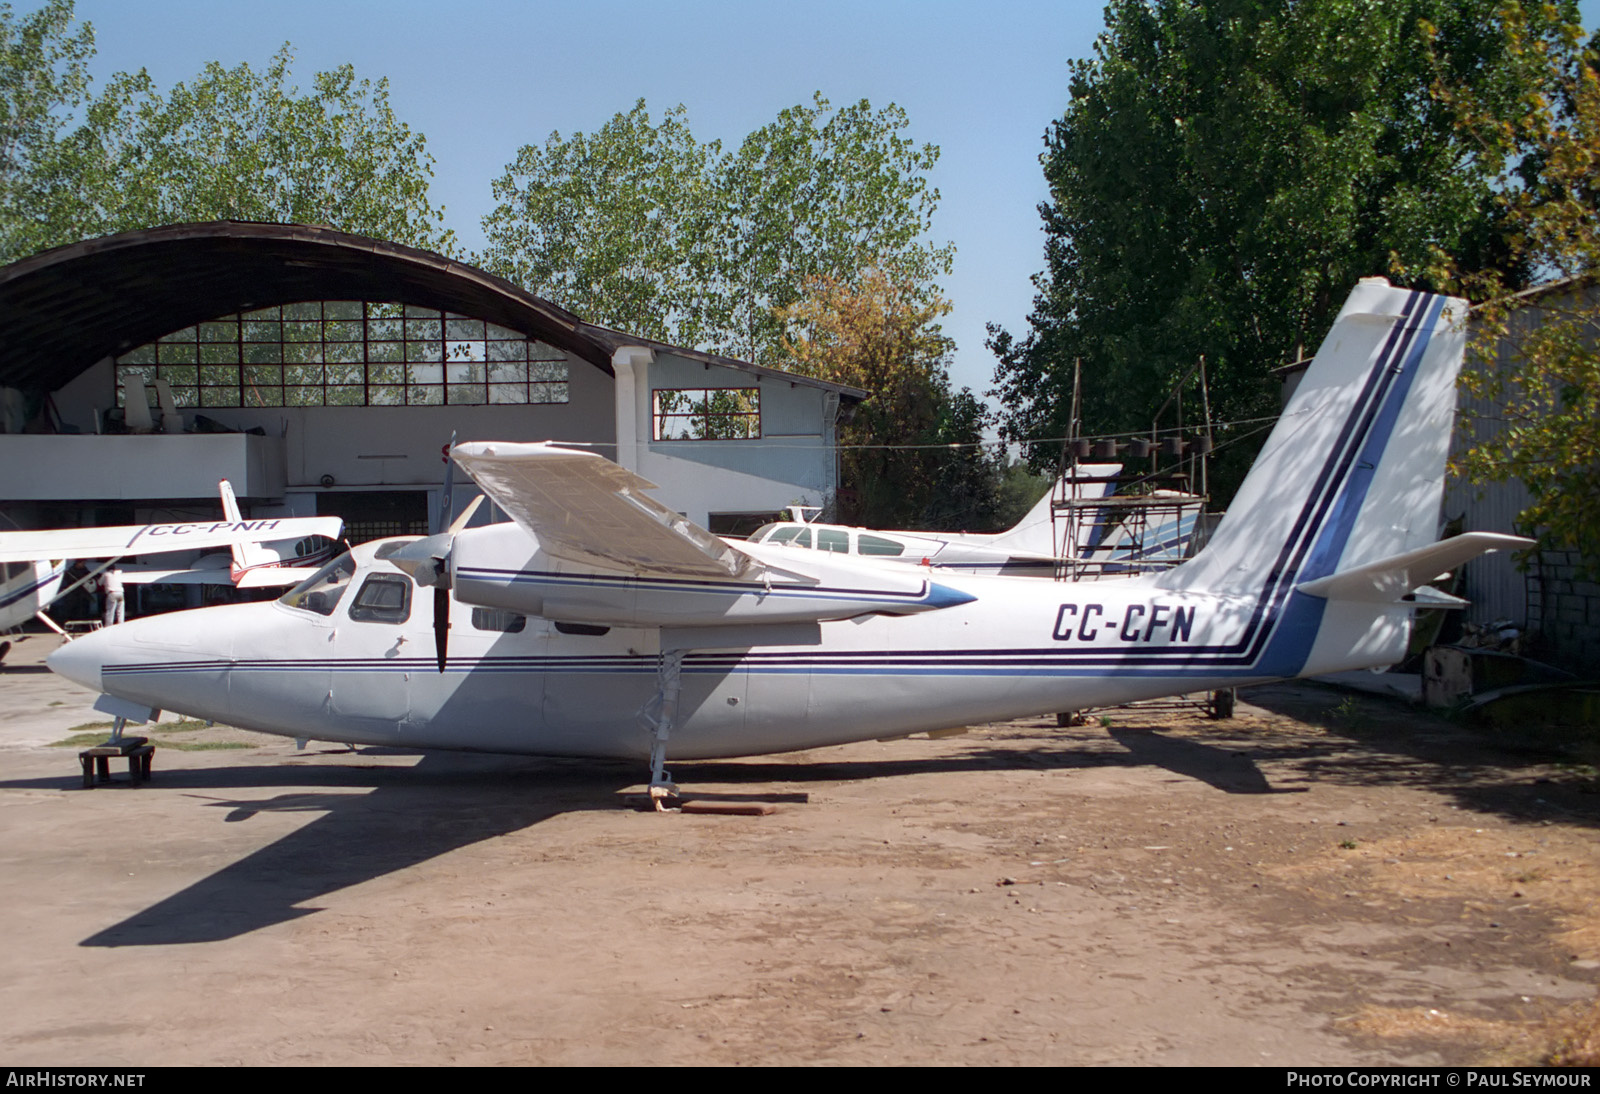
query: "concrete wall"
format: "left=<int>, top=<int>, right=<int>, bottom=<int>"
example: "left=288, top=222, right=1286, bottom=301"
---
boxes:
left=0, top=433, right=286, bottom=500
left=636, top=351, right=838, bottom=523
left=16, top=341, right=846, bottom=532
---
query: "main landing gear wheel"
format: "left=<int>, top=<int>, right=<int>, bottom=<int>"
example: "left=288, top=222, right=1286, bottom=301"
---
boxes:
left=1207, top=688, right=1236, bottom=720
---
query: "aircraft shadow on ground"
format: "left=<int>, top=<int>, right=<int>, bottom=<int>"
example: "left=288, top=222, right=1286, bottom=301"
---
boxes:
left=1241, top=683, right=1600, bottom=830
left=668, top=726, right=1300, bottom=796
left=65, top=752, right=636, bottom=948
left=0, top=722, right=1318, bottom=948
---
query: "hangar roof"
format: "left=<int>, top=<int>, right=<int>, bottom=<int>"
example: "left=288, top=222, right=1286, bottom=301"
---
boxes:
left=0, top=220, right=866, bottom=402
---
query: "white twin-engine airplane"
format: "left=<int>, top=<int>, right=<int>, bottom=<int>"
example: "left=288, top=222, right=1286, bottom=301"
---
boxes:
left=0, top=488, right=342, bottom=641
left=49, top=280, right=1530, bottom=802
left=742, top=463, right=1124, bottom=577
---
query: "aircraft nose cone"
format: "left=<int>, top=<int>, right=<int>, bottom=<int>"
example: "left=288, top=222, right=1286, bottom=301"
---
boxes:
left=47, top=631, right=108, bottom=692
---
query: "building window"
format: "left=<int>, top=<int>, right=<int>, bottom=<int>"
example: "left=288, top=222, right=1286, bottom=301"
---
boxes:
left=652, top=387, right=760, bottom=440
left=115, top=301, right=570, bottom=409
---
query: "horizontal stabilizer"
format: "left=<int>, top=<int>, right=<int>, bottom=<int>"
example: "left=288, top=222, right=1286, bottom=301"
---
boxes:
left=1405, top=585, right=1471, bottom=609
left=1295, top=532, right=1533, bottom=603
left=234, top=566, right=324, bottom=589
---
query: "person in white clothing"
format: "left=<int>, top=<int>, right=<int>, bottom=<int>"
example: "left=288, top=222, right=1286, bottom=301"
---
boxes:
left=101, top=567, right=125, bottom=627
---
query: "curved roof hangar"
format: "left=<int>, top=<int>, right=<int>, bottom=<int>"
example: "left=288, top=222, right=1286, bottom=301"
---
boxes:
left=0, top=220, right=864, bottom=402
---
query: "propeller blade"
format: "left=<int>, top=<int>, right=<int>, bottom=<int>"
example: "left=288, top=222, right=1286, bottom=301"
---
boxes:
left=448, top=494, right=484, bottom=535
left=435, top=430, right=458, bottom=536
left=433, top=587, right=450, bottom=673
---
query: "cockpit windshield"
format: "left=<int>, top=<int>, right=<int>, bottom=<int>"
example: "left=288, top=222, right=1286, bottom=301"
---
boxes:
left=278, top=552, right=357, bottom=616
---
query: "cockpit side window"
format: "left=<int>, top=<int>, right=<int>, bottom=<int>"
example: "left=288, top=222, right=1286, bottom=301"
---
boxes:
left=348, top=573, right=412, bottom=624
left=279, top=553, right=357, bottom=616
left=766, top=525, right=803, bottom=545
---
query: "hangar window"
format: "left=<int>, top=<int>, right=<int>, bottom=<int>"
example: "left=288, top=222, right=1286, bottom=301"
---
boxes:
left=652, top=388, right=760, bottom=440
left=115, top=302, right=570, bottom=410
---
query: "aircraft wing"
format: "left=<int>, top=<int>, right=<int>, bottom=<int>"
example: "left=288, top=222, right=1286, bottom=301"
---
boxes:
left=0, top=516, right=344, bottom=565
left=451, top=442, right=759, bottom=579
left=447, top=442, right=976, bottom=629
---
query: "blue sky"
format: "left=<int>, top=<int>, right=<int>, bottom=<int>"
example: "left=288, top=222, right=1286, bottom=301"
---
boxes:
left=68, top=0, right=1106, bottom=403
left=61, top=0, right=1600, bottom=407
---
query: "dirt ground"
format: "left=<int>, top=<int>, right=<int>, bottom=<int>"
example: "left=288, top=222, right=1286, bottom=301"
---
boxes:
left=1, top=633, right=1598, bottom=1066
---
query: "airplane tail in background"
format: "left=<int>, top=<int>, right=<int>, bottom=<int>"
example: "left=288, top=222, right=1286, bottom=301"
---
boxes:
left=1157, top=278, right=1527, bottom=676
left=219, top=479, right=260, bottom=581
left=219, top=479, right=312, bottom=584
left=988, top=462, right=1120, bottom=556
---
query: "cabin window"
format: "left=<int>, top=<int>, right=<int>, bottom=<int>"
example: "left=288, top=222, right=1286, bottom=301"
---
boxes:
left=815, top=528, right=849, bottom=554
left=651, top=388, right=760, bottom=440
left=347, top=573, right=412, bottom=624
left=279, top=553, right=357, bottom=616
left=471, top=607, right=526, bottom=633
left=858, top=534, right=905, bottom=557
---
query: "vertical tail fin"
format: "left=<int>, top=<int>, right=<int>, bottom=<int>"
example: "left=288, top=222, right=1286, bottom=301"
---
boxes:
left=1161, top=278, right=1466, bottom=598
left=1144, top=279, right=1482, bottom=677
left=219, top=478, right=274, bottom=581
left=989, top=462, right=1120, bottom=555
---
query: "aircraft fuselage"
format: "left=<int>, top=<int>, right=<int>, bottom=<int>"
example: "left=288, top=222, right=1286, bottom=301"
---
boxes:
left=49, top=543, right=1407, bottom=761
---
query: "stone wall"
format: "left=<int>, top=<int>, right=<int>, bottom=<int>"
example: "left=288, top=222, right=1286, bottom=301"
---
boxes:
left=1528, top=548, right=1600, bottom=673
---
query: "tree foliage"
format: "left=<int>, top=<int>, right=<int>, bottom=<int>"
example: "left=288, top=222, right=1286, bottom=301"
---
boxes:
left=778, top=268, right=1000, bottom=529
left=1431, top=10, right=1600, bottom=570
left=0, top=0, right=91, bottom=258
left=481, top=94, right=953, bottom=365
left=990, top=0, right=1578, bottom=500
left=1, top=0, right=452, bottom=263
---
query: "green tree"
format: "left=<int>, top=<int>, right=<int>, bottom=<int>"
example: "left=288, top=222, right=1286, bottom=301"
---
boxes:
left=2, top=1, right=452, bottom=263
left=1431, top=11, right=1600, bottom=571
left=778, top=267, right=996, bottom=528
left=990, top=0, right=1577, bottom=500
left=477, top=102, right=714, bottom=344
left=920, top=386, right=1007, bottom=532
left=481, top=94, right=953, bottom=365
left=0, top=0, right=93, bottom=260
